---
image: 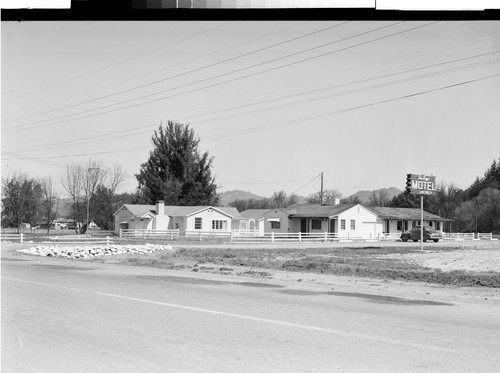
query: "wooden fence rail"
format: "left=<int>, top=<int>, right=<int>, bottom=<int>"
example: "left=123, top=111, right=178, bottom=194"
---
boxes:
left=1, top=233, right=24, bottom=243
left=116, top=229, right=496, bottom=243
left=41, top=236, right=114, bottom=249
left=120, top=229, right=180, bottom=240
left=231, top=231, right=404, bottom=243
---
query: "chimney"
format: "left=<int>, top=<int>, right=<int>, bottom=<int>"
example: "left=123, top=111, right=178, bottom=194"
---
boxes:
left=155, top=200, right=165, bottom=215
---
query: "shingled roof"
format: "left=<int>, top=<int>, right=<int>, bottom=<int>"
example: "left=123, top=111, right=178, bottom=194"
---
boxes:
left=116, top=205, right=243, bottom=219
left=285, top=204, right=356, bottom=218
left=240, top=209, right=270, bottom=220
left=367, top=207, right=453, bottom=221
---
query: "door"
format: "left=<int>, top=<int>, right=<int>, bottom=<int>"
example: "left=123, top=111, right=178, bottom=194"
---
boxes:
left=301, top=219, right=308, bottom=233
left=329, top=219, right=336, bottom=233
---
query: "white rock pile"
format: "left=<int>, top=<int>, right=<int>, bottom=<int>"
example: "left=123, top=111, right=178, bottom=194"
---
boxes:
left=17, top=243, right=173, bottom=259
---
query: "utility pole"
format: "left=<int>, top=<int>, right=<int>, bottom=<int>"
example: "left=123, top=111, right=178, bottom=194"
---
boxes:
left=86, top=167, right=104, bottom=234
left=320, top=172, right=324, bottom=205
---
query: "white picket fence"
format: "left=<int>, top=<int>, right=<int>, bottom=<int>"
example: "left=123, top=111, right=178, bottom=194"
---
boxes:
left=120, top=229, right=180, bottom=240
left=185, top=230, right=231, bottom=239
left=42, top=235, right=114, bottom=249
left=442, top=232, right=497, bottom=241
left=231, top=231, right=403, bottom=243
left=1, top=233, right=24, bottom=243
left=117, top=229, right=497, bottom=243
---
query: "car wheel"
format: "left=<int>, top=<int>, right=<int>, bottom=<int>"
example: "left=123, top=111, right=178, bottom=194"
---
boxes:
left=402, top=238, right=408, bottom=242
left=412, top=239, right=418, bottom=242
left=433, top=239, right=439, bottom=243
left=422, top=239, right=427, bottom=243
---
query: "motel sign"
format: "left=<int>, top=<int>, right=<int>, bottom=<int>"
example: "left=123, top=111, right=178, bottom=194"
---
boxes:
left=405, top=174, right=436, bottom=195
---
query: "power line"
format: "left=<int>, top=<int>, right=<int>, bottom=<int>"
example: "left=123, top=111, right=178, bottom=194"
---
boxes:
left=5, top=67, right=499, bottom=161
left=3, top=21, right=233, bottom=105
left=219, top=173, right=320, bottom=186
left=3, top=22, right=308, bottom=118
left=179, top=51, right=500, bottom=125
left=3, top=21, right=411, bottom=133
left=203, top=72, right=500, bottom=141
left=4, top=21, right=434, bottom=134
left=292, top=174, right=322, bottom=194
left=3, top=22, right=348, bottom=124
left=5, top=49, right=498, bottom=157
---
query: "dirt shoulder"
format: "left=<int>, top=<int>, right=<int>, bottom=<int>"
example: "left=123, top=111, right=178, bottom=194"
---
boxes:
left=3, top=240, right=500, bottom=307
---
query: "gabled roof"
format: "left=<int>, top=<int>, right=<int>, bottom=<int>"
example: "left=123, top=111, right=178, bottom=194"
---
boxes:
left=240, top=209, right=271, bottom=220
left=172, top=206, right=242, bottom=219
left=114, top=204, right=242, bottom=219
left=285, top=204, right=356, bottom=218
left=367, top=207, right=453, bottom=221
left=114, top=204, right=155, bottom=217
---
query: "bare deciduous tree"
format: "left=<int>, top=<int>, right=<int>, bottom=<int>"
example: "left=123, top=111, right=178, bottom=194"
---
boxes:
left=272, top=190, right=287, bottom=208
left=40, top=176, right=59, bottom=234
left=307, top=189, right=342, bottom=205
left=368, top=189, right=389, bottom=207
left=61, top=160, right=126, bottom=233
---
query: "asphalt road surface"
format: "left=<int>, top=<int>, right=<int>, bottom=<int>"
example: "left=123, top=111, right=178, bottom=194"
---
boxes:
left=2, top=254, right=499, bottom=372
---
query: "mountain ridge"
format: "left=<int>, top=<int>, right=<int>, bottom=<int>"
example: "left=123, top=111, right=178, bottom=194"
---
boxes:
left=218, top=187, right=402, bottom=206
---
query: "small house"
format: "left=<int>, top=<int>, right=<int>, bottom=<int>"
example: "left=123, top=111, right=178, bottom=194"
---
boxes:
left=239, top=203, right=452, bottom=239
left=239, top=209, right=269, bottom=236
left=367, top=207, right=452, bottom=234
left=113, top=200, right=243, bottom=235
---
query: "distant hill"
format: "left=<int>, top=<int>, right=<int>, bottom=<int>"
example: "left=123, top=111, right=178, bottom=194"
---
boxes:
left=218, top=190, right=265, bottom=206
left=348, top=187, right=402, bottom=204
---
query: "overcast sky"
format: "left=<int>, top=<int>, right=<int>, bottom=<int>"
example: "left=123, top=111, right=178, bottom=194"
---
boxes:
left=2, top=20, right=499, bottom=198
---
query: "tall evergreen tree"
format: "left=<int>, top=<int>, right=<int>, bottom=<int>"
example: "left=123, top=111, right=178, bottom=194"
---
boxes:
left=136, top=121, right=219, bottom=206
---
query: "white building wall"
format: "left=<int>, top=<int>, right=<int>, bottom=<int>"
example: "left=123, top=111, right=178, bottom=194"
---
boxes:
left=187, top=209, right=232, bottom=231
left=263, top=209, right=291, bottom=233
left=336, top=205, right=379, bottom=238
left=114, top=207, right=157, bottom=235
left=153, top=201, right=170, bottom=230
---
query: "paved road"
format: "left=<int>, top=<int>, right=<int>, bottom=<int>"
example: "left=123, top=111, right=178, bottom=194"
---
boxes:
left=2, top=254, right=499, bottom=372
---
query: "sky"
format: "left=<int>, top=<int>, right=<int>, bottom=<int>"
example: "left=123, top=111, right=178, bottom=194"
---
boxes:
left=1, top=20, right=499, bottom=199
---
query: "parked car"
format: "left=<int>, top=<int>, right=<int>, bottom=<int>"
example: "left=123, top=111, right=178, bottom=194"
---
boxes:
left=401, top=226, right=443, bottom=242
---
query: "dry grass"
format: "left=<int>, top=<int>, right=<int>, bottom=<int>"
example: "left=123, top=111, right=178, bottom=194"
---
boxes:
left=92, top=245, right=500, bottom=288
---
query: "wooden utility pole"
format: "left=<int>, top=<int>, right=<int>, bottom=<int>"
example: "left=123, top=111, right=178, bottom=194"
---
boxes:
left=320, top=172, right=324, bottom=205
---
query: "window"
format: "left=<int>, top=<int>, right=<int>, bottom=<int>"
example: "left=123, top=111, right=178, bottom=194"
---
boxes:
left=436, top=222, right=441, bottom=230
left=341, top=219, right=346, bottom=230
left=397, top=221, right=403, bottom=231
left=195, top=217, right=202, bottom=230
left=271, top=221, right=281, bottom=229
left=350, top=220, right=355, bottom=230
left=311, top=219, right=322, bottom=230
left=212, top=220, right=227, bottom=230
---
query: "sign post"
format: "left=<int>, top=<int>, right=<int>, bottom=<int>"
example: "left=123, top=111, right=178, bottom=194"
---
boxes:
left=405, top=174, right=437, bottom=251
left=420, top=194, right=424, bottom=250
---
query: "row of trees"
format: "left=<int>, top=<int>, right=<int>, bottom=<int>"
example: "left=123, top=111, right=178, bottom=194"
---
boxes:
left=1, top=161, right=127, bottom=233
left=2, top=119, right=498, bottom=234
left=388, top=159, right=500, bottom=233
left=1, top=174, right=58, bottom=233
left=229, top=159, right=500, bottom=233
left=1, top=121, right=220, bottom=233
